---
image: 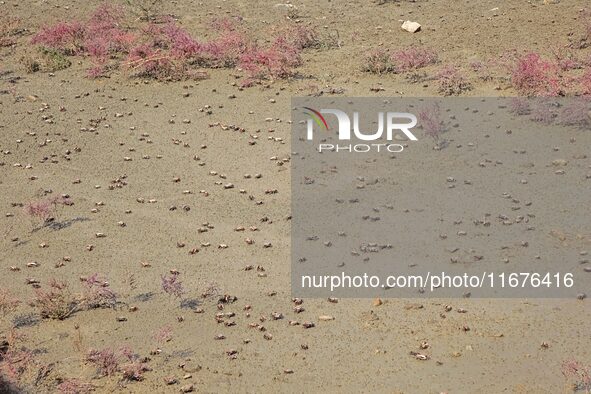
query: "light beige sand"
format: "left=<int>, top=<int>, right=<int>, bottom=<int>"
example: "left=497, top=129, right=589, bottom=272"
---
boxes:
left=1, top=1, right=590, bottom=393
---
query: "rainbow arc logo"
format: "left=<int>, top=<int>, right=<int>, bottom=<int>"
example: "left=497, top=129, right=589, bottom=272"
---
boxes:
left=303, top=107, right=329, bottom=131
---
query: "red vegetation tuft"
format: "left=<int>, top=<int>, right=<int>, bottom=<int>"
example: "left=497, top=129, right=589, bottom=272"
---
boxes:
left=580, top=68, right=591, bottom=96
left=31, top=5, right=313, bottom=84
left=509, top=98, right=531, bottom=115
left=529, top=99, right=556, bottom=124
left=57, top=378, right=95, bottom=394
left=81, top=273, right=117, bottom=309
left=86, top=348, right=119, bottom=377
left=86, top=346, right=149, bottom=381
left=0, top=330, right=34, bottom=387
left=153, top=326, right=173, bottom=344
left=0, top=13, right=21, bottom=47
left=30, top=279, right=75, bottom=320
left=161, top=272, right=185, bottom=298
left=23, top=196, right=72, bottom=223
left=510, top=53, right=561, bottom=97
left=31, top=21, right=86, bottom=54
left=436, top=65, right=471, bottom=96
left=363, top=46, right=437, bottom=74
left=557, top=99, right=591, bottom=127
left=362, top=48, right=393, bottom=74
left=239, top=37, right=302, bottom=84
left=419, top=102, right=445, bottom=142
left=0, top=289, right=20, bottom=316
left=393, top=47, right=438, bottom=72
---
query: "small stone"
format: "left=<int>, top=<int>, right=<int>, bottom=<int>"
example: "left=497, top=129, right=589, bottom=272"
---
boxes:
left=401, top=20, right=421, bottom=33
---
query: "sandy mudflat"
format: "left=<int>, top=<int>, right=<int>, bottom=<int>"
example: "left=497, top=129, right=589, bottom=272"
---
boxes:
left=1, top=0, right=590, bottom=393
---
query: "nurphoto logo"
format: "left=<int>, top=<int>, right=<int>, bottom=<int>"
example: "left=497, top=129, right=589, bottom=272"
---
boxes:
left=303, top=107, right=418, bottom=153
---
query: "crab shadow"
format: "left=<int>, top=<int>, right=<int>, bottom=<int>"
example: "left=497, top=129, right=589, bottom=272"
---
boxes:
left=12, top=313, right=41, bottom=328
left=180, top=298, right=202, bottom=310
left=32, top=216, right=91, bottom=232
